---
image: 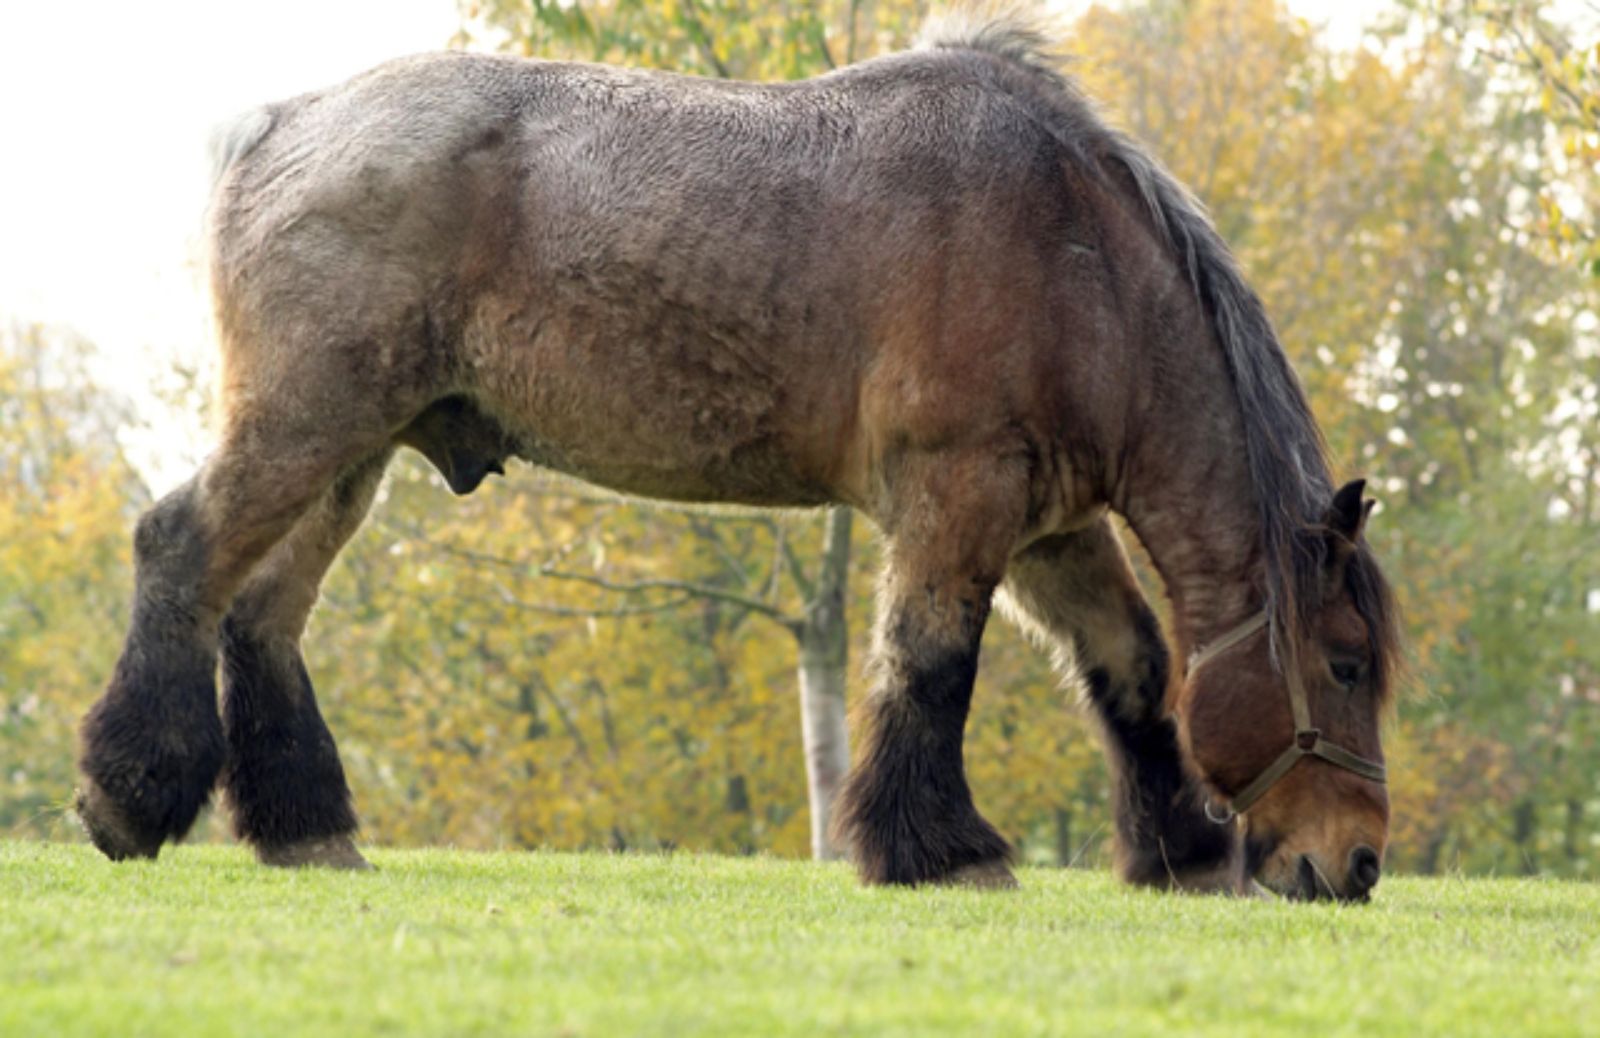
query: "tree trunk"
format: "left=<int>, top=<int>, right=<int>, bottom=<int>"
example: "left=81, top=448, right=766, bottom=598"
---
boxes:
left=795, top=507, right=853, bottom=860
left=1054, top=806, right=1073, bottom=867
left=1512, top=797, right=1539, bottom=876
left=1419, top=824, right=1449, bottom=876
left=1565, top=797, right=1584, bottom=871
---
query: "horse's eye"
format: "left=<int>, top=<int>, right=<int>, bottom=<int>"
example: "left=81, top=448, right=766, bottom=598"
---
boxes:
left=1330, top=661, right=1363, bottom=689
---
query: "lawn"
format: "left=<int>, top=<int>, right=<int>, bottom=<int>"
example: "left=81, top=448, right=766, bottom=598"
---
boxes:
left=2, top=841, right=1596, bottom=1037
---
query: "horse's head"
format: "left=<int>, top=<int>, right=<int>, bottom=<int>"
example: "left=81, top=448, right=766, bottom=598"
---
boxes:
left=1176, top=479, right=1399, bottom=901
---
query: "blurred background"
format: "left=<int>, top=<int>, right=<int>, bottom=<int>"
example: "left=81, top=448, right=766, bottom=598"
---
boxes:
left=1, top=0, right=1597, bottom=876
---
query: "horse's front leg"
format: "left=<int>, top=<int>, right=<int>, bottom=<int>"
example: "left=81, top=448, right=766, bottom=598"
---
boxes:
left=834, top=452, right=1026, bottom=887
left=1001, top=519, right=1241, bottom=892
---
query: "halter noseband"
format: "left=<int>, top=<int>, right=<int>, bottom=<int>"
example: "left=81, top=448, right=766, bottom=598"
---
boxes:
left=1186, top=611, right=1387, bottom=824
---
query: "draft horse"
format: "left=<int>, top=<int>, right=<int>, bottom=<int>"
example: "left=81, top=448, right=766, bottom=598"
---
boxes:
left=77, top=16, right=1400, bottom=899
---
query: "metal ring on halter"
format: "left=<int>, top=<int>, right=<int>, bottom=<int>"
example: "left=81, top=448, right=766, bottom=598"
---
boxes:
left=1203, top=799, right=1237, bottom=825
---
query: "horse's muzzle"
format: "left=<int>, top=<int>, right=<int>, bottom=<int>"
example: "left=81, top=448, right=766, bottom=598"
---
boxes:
left=1293, top=846, right=1380, bottom=903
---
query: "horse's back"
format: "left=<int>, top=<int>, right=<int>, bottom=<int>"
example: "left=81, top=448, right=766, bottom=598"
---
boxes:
left=211, top=44, right=1079, bottom=294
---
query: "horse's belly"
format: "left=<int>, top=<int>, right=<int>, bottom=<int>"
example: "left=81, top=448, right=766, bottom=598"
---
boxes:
left=509, top=420, right=837, bottom=508
left=470, top=317, right=848, bottom=508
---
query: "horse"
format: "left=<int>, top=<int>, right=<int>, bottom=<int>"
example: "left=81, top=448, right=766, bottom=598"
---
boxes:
left=75, top=13, right=1401, bottom=900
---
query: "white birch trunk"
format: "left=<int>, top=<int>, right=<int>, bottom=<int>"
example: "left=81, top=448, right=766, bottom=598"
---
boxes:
left=795, top=507, right=853, bottom=860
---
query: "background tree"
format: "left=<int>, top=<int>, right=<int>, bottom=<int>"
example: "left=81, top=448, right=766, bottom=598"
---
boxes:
left=0, top=324, right=144, bottom=837
left=1433, top=0, right=1599, bottom=274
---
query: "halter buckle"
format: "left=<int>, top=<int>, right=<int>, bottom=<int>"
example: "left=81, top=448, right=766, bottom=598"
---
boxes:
left=1295, top=729, right=1321, bottom=752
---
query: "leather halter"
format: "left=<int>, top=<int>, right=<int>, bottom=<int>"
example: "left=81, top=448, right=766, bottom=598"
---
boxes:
left=1186, top=611, right=1387, bottom=824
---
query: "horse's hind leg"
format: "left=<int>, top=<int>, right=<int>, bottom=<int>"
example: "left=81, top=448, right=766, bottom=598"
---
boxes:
left=76, top=402, right=396, bottom=861
left=1000, top=519, right=1239, bottom=891
left=218, top=450, right=392, bottom=869
left=834, top=454, right=1027, bottom=887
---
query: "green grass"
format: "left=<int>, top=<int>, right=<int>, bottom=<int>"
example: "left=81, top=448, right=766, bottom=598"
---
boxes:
left=3, top=842, right=1597, bottom=1037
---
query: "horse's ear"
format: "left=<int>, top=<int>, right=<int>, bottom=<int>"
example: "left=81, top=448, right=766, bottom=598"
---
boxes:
left=1326, top=479, right=1372, bottom=548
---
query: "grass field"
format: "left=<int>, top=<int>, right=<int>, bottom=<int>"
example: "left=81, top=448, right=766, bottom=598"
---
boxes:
left=3, top=841, right=1597, bottom=1037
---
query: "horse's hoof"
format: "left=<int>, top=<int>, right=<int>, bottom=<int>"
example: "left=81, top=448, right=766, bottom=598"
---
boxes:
left=941, top=861, right=1020, bottom=890
left=256, top=835, right=373, bottom=870
left=74, top=782, right=161, bottom=862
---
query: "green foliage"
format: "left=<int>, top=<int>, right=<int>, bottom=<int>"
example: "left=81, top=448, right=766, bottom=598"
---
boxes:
left=458, top=0, right=927, bottom=78
left=320, top=461, right=834, bottom=855
left=5, top=842, right=1599, bottom=1037
left=1434, top=1, right=1599, bottom=275
left=0, top=325, right=143, bottom=837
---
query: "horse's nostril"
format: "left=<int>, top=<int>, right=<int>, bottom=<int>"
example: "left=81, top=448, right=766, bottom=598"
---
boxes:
left=1349, top=845, right=1381, bottom=894
left=1296, top=855, right=1320, bottom=900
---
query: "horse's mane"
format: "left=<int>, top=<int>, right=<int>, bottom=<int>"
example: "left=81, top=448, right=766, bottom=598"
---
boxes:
left=918, top=12, right=1402, bottom=697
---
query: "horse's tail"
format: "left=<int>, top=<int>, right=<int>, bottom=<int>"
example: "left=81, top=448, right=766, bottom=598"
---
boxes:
left=205, top=105, right=278, bottom=427
left=208, top=106, right=277, bottom=188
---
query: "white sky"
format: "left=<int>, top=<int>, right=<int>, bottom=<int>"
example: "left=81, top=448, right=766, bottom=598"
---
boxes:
left=0, top=0, right=1389, bottom=490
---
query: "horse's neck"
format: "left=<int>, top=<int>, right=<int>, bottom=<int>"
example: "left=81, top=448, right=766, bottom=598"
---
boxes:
left=1111, top=305, right=1265, bottom=661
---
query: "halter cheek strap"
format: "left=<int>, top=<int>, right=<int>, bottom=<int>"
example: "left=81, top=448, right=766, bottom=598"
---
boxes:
left=1187, top=611, right=1387, bottom=824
